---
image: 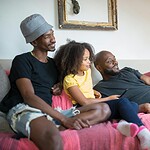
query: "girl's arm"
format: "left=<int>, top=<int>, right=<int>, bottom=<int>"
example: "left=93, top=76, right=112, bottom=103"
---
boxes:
left=98, top=95, right=120, bottom=102
left=68, top=85, right=120, bottom=106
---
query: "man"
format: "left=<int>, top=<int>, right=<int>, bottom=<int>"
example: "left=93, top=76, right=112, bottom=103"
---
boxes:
left=94, top=50, right=150, bottom=113
left=0, top=14, right=111, bottom=150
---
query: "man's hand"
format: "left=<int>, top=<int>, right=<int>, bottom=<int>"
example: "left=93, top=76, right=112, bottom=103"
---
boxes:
left=61, top=117, right=91, bottom=130
left=51, top=83, right=62, bottom=95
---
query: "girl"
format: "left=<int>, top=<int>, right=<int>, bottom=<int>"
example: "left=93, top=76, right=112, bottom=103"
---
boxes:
left=54, top=41, right=150, bottom=150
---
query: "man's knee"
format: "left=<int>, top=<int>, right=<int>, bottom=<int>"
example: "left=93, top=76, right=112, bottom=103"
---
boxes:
left=30, top=118, right=63, bottom=150
left=44, top=129, right=62, bottom=145
left=34, top=127, right=63, bottom=150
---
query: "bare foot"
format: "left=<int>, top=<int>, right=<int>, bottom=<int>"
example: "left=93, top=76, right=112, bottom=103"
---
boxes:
left=139, top=103, right=150, bottom=113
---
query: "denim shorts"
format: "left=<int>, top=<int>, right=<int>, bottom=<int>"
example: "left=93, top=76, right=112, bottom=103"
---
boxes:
left=7, top=103, right=80, bottom=139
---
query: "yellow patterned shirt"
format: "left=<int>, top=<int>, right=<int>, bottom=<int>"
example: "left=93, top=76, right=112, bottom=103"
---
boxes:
left=63, top=68, right=95, bottom=105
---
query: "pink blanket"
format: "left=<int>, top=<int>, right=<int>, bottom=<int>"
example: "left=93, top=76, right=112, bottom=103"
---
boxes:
left=52, top=90, right=73, bottom=110
left=0, top=119, right=144, bottom=150
left=0, top=92, right=149, bottom=150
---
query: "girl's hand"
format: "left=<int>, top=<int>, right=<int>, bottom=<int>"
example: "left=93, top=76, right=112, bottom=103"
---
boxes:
left=108, top=95, right=120, bottom=100
left=94, top=90, right=102, bottom=98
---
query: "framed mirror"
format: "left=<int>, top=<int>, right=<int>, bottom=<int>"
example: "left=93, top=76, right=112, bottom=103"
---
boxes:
left=58, top=0, right=118, bottom=30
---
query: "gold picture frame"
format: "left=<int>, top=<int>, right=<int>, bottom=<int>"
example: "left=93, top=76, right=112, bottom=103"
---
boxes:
left=58, top=0, right=118, bottom=30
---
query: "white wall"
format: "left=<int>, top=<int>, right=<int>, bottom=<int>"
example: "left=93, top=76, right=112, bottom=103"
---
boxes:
left=1, top=0, right=150, bottom=60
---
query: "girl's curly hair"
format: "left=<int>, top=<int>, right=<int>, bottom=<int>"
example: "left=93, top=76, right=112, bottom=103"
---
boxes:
left=54, top=41, right=95, bottom=84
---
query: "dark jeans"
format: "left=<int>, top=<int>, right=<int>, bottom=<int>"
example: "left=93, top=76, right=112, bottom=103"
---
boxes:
left=106, top=98, right=143, bottom=126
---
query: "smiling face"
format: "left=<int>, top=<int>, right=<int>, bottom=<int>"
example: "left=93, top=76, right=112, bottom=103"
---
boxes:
left=78, top=48, right=91, bottom=74
left=34, top=29, right=56, bottom=52
left=95, top=51, right=120, bottom=77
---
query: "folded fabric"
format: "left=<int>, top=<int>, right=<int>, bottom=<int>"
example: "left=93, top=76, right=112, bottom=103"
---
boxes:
left=52, top=90, right=73, bottom=110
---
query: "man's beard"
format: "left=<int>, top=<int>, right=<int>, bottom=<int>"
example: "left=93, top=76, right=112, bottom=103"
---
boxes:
left=104, top=68, right=120, bottom=76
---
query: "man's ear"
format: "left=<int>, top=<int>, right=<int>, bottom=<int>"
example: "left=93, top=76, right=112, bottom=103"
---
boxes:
left=31, top=40, right=37, bottom=47
left=95, top=64, right=102, bottom=72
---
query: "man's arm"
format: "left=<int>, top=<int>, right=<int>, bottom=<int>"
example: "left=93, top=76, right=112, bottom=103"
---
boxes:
left=140, top=74, right=150, bottom=85
left=16, top=78, right=89, bottom=129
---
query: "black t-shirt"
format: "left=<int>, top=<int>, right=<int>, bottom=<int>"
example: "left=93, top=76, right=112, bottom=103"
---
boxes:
left=94, top=67, right=150, bottom=104
left=0, top=52, right=58, bottom=113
